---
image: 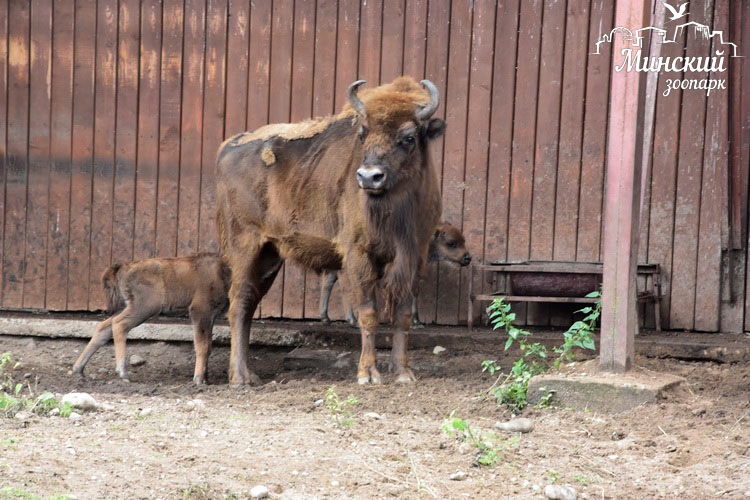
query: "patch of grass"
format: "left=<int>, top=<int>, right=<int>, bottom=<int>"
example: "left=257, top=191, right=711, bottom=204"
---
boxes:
left=0, top=353, right=73, bottom=418
left=0, top=487, right=70, bottom=500
left=482, top=293, right=600, bottom=411
left=441, top=411, right=512, bottom=467
left=324, top=386, right=359, bottom=427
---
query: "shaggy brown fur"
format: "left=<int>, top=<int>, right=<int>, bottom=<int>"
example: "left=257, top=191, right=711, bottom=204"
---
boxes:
left=72, top=253, right=230, bottom=385
left=319, top=222, right=472, bottom=326
left=216, top=76, right=444, bottom=385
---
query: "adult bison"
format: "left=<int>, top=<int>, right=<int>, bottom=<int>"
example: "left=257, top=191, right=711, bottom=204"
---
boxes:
left=216, top=76, right=445, bottom=385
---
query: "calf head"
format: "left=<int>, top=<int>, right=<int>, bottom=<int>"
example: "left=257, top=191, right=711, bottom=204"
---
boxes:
left=348, top=77, right=446, bottom=196
left=430, top=223, right=471, bottom=266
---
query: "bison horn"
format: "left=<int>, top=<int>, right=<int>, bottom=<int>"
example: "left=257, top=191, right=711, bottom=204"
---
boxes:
left=416, top=80, right=439, bottom=121
left=347, top=80, right=367, bottom=118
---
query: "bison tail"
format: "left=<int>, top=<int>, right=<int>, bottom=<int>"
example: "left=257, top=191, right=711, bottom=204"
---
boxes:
left=101, top=264, right=125, bottom=314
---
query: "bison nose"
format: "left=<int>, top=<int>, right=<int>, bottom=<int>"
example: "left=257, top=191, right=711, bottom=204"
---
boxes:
left=461, top=253, right=472, bottom=266
left=356, top=166, right=387, bottom=191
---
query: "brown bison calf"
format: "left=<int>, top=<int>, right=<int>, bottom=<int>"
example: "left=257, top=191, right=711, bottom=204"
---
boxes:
left=319, top=222, right=471, bottom=325
left=72, top=253, right=230, bottom=385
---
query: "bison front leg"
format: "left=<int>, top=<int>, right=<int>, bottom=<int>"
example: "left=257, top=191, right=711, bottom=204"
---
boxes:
left=357, top=299, right=382, bottom=385
left=391, top=296, right=416, bottom=383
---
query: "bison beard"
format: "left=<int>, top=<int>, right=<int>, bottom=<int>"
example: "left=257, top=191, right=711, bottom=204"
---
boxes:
left=216, top=76, right=444, bottom=385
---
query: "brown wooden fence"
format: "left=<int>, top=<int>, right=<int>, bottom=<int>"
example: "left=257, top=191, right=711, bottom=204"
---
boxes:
left=1, top=0, right=748, bottom=331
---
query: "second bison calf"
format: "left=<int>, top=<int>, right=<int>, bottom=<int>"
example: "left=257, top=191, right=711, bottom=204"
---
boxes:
left=72, top=252, right=230, bottom=385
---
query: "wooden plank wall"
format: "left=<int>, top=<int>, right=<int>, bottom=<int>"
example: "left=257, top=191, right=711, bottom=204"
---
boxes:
left=0, top=0, right=747, bottom=332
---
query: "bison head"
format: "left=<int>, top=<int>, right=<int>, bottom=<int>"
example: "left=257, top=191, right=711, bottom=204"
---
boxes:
left=348, top=78, right=446, bottom=196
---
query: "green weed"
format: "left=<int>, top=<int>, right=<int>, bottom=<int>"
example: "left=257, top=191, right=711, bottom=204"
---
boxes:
left=483, top=293, right=600, bottom=411
left=0, top=352, right=73, bottom=418
left=324, top=386, right=359, bottom=427
left=441, top=411, right=508, bottom=467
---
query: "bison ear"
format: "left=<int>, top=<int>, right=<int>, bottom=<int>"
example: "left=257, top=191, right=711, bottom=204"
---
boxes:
left=425, top=118, right=446, bottom=140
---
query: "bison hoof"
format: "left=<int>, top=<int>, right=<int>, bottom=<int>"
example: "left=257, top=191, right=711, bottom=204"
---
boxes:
left=357, top=367, right=382, bottom=385
left=395, top=369, right=416, bottom=384
left=320, top=315, right=332, bottom=325
left=411, top=320, right=425, bottom=329
left=193, top=375, right=208, bottom=385
left=229, top=371, right=262, bottom=386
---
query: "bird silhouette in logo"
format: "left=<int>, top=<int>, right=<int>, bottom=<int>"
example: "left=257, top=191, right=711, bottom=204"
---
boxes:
left=664, top=2, right=689, bottom=21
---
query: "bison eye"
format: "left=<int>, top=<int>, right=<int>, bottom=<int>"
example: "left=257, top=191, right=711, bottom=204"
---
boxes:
left=358, top=126, right=368, bottom=143
left=400, top=135, right=415, bottom=147
left=446, top=241, right=458, bottom=249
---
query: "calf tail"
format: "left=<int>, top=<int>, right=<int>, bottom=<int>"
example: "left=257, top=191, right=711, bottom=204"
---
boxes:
left=101, top=264, right=125, bottom=314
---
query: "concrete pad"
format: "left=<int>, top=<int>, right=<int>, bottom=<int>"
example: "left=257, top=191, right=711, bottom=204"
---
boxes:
left=527, top=359, right=686, bottom=413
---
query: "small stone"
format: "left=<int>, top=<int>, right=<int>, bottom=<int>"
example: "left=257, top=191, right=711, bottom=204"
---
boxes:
left=14, top=411, right=33, bottom=420
left=364, top=412, right=385, bottom=420
left=185, top=399, right=206, bottom=412
left=66, top=447, right=76, bottom=456
left=495, top=418, right=534, bottom=433
left=129, top=354, right=146, bottom=367
left=62, top=392, right=98, bottom=411
left=544, top=484, right=577, bottom=500
left=449, top=471, right=467, bottom=481
left=69, top=412, right=82, bottom=420
left=433, top=346, right=446, bottom=355
left=49, top=408, right=60, bottom=417
left=330, top=480, right=340, bottom=487
left=250, top=485, right=269, bottom=499
left=313, top=399, right=325, bottom=407
left=138, top=408, right=153, bottom=418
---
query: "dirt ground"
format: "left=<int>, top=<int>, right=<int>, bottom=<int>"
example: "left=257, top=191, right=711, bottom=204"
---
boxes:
left=0, top=320, right=749, bottom=500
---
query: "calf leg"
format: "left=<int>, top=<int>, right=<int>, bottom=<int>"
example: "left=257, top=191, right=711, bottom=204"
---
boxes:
left=357, top=298, right=381, bottom=385
left=189, top=306, right=214, bottom=385
left=391, top=296, right=416, bottom=383
left=319, top=271, right=338, bottom=324
left=72, top=317, right=115, bottom=376
left=227, top=242, right=282, bottom=385
left=111, top=304, right=160, bottom=380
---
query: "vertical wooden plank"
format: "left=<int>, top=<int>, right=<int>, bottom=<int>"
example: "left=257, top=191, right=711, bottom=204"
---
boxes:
left=199, top=0, right=227, bottom=252
left=263, top=0, right=294, bottom=319
left=436, top=0, right=472, bottom=325
left=695, top=0, right=727, bottom=332
left=88, top=0, right=118, bottom=310
left=225, top=0, right=249, bottom=135
left=0, top=0, right=7, bottom=306
left=553, top=0, right=589, bottom=262
left=334, top=0, right=359, bottom=111
left=45, top=0, right=75, bottom=310
left=177, top=0, right=206, bottom=255
left=720, top=0, right=743, bottom=332
left=247, top=0, right=272, bottom=319
left=67, top=0, right=96, bottom=310
left=155, top=0, right=183, bottom=258
left=247, top=0, right=271, bottom=131
left=290, top=0, right=315, bottom=319
left=402, top=0, right=427, bottom=79
left=24, top=0, right=53, bottom=309
left=418, top=0, right=450, bottom=324
left=380, top=0, right=405, bottom=82
left=358, top=0, right=382, bottom=83
left=577, top=0, right=614, bottom=262
left=2, top=0, right=30, bottom=308
left=670, top=0, right=714, bottom=330
left=2, top=1, right=31, bottom=308
left=305, top=0, right=342, bottom=321
left=647, top=24, right=686, bottom=332
left=459, top=0, right=495, bottom=324
left=506, top=0, right=543, bottom=324
left=742, top=2, right=750, bottom=332
left=134, top=0, right=161, bottom=261
left=111, top=0, right=140, bottom=268
left=528, top=0, right=566, bottom=325
left=480, top=0, right=520, bottom=325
